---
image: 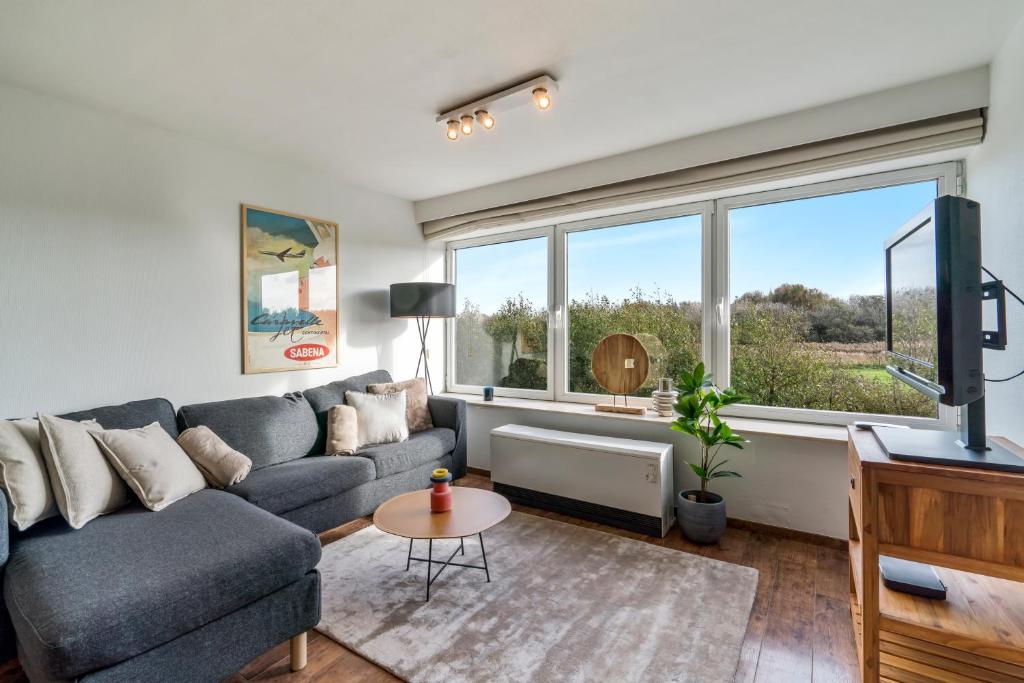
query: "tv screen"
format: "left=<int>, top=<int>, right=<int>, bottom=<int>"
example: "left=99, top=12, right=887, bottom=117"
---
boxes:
left=887, top=217, right=938, bottom=383
left=884, top=196, right=984, bottom=407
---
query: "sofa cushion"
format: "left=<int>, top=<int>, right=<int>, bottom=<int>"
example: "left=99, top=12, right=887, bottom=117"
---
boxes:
left=0, top=418, right=59, bottom=530
left=57, top=397, right=179, bottom=439
left=177, top=392, right=318, bottom=470
left=367, top=377, right=433, bottom=433
left=177, top=425, right=252, bottom=488
left=345, top=390, right=409, bottom=448
left=38, top=415, right=131, bottom=529
left=227, top=455, right=375, bottom=515
left=357, top=427, right=456, bottom=478
left=92, top=422, right=207, bottom=512
left=4, top=489, right=320, bottom=681
left=303, top=369, right=392, bottom=454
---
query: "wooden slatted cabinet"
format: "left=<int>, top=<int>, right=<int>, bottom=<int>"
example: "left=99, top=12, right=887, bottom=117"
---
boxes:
left=847, top=426, right=1024, bottom=682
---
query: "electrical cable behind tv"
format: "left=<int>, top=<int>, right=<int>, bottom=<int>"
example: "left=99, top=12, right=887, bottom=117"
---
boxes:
left=982, top=265, right=1024, bottom=383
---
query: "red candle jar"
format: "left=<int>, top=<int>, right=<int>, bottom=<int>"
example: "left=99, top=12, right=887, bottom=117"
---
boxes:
left=430, top=468, right=453, bottom=513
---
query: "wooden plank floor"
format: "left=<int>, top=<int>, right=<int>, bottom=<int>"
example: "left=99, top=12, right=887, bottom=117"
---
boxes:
left=0, top=473, right=859, bottom=682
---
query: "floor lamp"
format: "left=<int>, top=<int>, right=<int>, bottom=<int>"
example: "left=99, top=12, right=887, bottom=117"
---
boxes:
left=390, top=282, right=455, bottom=394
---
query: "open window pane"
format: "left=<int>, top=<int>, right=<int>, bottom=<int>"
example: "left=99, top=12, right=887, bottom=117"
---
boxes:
left=453, top=236, right=548, bottom=390
left=728, top=181, right=939, bottom=417
left=566, top=214, right=702, bottom=397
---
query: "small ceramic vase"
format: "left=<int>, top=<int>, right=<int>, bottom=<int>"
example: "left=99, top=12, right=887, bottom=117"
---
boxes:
left=430, top=468, right=453, bottom=513
left=651, top=378, right=679, bottom=417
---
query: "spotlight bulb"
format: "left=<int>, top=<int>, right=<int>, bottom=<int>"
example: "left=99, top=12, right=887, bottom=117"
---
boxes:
left=460, top=114, right=474, bottom=136
left=476, top=110, right=495, bottom=129
left=532, top=87, right=551, bottom=110
left=445, top=120, right=459, bottom=141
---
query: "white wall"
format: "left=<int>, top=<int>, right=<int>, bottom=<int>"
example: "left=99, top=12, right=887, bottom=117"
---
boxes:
left=968, top=16, right=1024, bottom=446
left=0, top=83, right=444, bottom=417
left=466, top=405, right=849, bottom=539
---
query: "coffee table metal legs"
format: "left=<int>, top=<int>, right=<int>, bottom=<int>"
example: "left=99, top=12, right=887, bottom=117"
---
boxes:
left=406, top=535, right=491, bottom=601
left=478, top=532, right=490, bottom=583
left=426, top=539, right=433, bottom=601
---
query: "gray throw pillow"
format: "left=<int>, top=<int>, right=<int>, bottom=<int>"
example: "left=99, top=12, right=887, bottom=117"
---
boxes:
left=38, top=414, right=131, bottom=529
left=92, top=422, right=207, bottom=511
left=0, top=419, right=59, bottom=530
left=344, top=390, right=409, bottom=448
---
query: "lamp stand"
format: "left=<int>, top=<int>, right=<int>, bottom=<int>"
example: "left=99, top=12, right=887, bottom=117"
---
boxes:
left=414, top=316, right=435, bottom=394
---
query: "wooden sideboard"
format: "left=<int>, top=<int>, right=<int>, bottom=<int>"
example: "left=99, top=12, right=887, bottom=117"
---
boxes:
left=848, top=426, right=1024, bottom=682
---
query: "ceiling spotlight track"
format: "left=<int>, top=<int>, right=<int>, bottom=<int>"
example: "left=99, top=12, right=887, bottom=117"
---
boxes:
left=437, top=73, right=557, bottom=142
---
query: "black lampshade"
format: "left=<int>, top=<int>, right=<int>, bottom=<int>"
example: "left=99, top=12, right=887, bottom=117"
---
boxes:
left=390, top=282, right=456, bottom=318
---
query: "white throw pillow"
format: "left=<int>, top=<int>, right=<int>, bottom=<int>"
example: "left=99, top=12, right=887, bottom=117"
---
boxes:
left=345, top=390, right=409, bottom=448
left=0, top=419, right=59, bottom=530
left=38, top=414, right=131, bottom=529
left=92, top=422, right=207, bottom=511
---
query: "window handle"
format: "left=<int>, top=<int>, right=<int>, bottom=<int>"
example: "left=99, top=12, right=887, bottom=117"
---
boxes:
left=716, top=298, right=725, bottom=325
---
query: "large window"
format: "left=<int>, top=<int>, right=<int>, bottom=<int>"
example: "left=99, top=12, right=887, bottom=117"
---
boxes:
left=564, top=213, right=703, bottom=399
left=447, top=163, right=959, bottom=426
left=450, top=232, right=551, bottom=395
left=726, top=182, right=939, bottom=418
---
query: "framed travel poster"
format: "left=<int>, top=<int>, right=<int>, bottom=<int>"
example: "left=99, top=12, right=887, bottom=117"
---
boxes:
left=241, top=204, right=339, bottom=374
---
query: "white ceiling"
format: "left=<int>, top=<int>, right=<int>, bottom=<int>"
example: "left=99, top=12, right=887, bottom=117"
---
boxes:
left=0, top=1, right=1020, bottom=201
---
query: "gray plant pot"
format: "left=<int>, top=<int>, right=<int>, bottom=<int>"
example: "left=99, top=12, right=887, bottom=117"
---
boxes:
left=677, top=490, right=726, bottom=545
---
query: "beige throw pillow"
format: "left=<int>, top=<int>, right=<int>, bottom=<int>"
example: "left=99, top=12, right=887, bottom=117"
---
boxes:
left=367, top=378, right=433, bottom=433
left=38, top=415, right=131, bottom=529
left=0, top=419, right=59, bottom=530
left=345, top=390, right=409, bottom=448
left=92, top=422, right=207, bottom=511
left=177, top=426, right=252, bottom=488
left=326, top=404, right=359, bottom=455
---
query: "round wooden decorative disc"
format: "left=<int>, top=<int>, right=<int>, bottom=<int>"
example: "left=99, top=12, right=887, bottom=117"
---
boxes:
left=591, top=333, right=650, bottom=395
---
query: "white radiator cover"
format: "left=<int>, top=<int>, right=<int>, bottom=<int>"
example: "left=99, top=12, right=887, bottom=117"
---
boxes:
left=490, top=424, right=675, bottom=536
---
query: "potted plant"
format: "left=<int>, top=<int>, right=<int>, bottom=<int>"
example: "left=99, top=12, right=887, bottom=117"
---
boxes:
left=670, top=363, right=748, bottom=544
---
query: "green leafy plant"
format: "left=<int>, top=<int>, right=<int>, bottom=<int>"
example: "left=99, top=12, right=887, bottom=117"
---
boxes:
left=670, top=363, right=749, bottom=502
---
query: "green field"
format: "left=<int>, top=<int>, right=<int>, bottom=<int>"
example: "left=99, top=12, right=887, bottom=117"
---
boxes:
left=849, top=365, right=889, bottom=382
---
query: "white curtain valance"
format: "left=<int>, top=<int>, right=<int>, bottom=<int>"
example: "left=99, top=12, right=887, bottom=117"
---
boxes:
left=423, top=109, right=984, bottom=241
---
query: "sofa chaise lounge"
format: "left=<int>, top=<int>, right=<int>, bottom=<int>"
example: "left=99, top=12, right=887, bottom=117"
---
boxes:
left=0, top=370, right=466, bottom=682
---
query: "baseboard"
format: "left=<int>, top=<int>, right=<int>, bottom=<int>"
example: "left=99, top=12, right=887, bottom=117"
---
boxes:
left=474, top=466, right=845, bottom=549
left=492, top=482, right=666, bottom=537
left=725, top=517, right=846, bottom=551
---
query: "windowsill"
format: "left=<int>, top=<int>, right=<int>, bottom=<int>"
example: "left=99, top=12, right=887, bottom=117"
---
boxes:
left=441, top=392, right=849, bottom=444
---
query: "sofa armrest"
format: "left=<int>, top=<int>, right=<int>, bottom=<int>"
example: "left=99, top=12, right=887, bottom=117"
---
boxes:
left=0, top=493, right=14, bottom=663
left=0, top=494, right=8, bottom=568
left=427, top=396, right=467, bottom=478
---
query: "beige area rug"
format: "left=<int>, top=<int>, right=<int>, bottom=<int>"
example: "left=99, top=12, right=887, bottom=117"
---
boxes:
left=316, top=511, right=758, bottom=683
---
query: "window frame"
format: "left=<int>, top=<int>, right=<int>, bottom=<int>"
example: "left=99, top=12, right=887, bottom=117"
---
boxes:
left=445, top=160, right=961, bottom=429
left=553, top=201, right=714, bottom=406
left=445, top=225, right=556, bottom=400
left=713, top=163, right=960, bottom=428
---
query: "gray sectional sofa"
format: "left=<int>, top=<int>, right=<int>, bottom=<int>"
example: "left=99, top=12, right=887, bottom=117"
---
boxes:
left=0, top=370, right=467, bottom=682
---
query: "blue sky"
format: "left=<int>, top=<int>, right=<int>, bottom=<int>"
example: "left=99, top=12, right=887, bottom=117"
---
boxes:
left=456, top=180, right=937, bottom=312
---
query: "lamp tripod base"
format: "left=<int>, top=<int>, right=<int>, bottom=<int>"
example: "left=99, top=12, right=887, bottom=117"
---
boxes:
left=415, top=316, right=435, bottom=395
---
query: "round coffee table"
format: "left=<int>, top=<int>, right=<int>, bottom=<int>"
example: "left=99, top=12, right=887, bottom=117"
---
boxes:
left=373, top=488, right=511, bottom=601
